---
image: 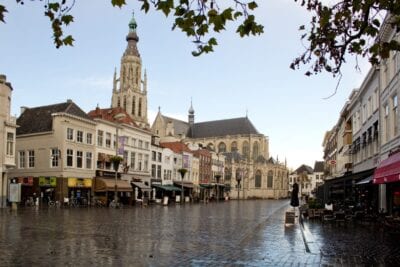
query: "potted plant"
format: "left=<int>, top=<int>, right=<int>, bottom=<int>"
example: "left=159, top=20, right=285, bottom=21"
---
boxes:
left=110, top=155, right=124, bottom=171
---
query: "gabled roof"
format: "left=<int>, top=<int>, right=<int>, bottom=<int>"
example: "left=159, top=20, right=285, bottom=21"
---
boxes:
left=313, top=161, right=325, bottom=172
left=162, top=115, right=190, bottom=137
left=160, top=142, right=192, bottom=154
left=88, top=107, right=137, bottom=127
left=292, top=164, right=313, bottom=175
left=17, top=100, right=92, bottom=135
left=188, top=117, right=259, bottom=138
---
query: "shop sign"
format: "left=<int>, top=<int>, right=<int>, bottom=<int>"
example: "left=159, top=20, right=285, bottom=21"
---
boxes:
left=18, top=177, right=34, bottom=186
left=39, top=177, right=57, bottom=187
left=96, top=170, right=120, bottom=178
left=68, top=178, right=92, bottom=188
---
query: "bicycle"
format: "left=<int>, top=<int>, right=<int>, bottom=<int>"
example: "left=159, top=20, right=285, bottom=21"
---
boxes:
left=109, top=200, right=123, bottom=209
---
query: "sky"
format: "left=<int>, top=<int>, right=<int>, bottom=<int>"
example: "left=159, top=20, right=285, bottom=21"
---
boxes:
left=1, top=0, right=371, bottom=170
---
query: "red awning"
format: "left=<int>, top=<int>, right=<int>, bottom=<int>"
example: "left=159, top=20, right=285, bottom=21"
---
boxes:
left=373, top=152, right=400, bottom=184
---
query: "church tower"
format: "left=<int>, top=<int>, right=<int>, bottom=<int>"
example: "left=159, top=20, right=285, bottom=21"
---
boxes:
left=111, top=12, right=149, bottom=128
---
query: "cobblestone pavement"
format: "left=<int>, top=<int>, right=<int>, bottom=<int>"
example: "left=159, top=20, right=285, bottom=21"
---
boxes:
left=0, top=200, right=399, bottom=266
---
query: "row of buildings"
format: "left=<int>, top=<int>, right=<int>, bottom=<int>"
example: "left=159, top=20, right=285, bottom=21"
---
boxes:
left=321, top=14, right=400, bottom=215
left=0, top=13, right=289, bottom=208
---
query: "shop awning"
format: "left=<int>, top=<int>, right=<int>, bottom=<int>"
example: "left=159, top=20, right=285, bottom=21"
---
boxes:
left=356, top=176, right=373, bottom=185
left=95, top=178, right=133, bottom=192
left=200, top=183, right=213, bottom=189
left=132, top=181, right=152, bottom=191
left=174, top=181, right=194, bottom=189
left=374, top=152, right=400, bottom=184
left=152, top=184, right=182, bottom=192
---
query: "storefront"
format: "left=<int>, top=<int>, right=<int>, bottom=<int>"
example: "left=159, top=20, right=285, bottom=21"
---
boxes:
left=94, top=177, right=133, bottom=206
left=16, top=177, right=34, bottom=206
left=67, top=178, right=92, bottom=206
left=373, top=151, right=400, bottom=214
left=38, top=177, right=57, bottom=205
left=173, top=181, right=194, bottom=200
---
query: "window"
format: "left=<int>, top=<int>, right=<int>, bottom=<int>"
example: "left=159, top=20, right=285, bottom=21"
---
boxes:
left=67, top=149, right=73, bottom=167
left=385, top=103, right=390, bottom=141
left=132, top=96, right=136, bottom=115
left=255, top=170, right=262, bottom=188
left=138, top=98, right=142, bottom=117
left=67, top=128, right=74, bottom=141
left=145, top=142, right=149, bottom=149
left=144, top=154, right=149, bottom=171
left=267, top=170, right=273, bottom=188
left=393, top=95, right=398, bottom=136
left=130, top=152, right=136, bottom=170
left=138, top=140, right=143, bottom=149
left=19, top=151, right=25, bottom=168
left=123, top=95, right=127, bottom=109
left=77, top=130, right=83, bottom=143
left=253, top=142, right=259, bottom=160
left=28, top=150, right=35, bottom=168
left=132, top=138, right=136, bottom=147
left=76, top=151, right=83, bottom=168
left=86, top=133, right=93, bottom=144
left=113, top=134, right=117, bottom=149
left=86, top=152, right=92, bottom=169
left=138, top=154, right=143, bottom=170
left=158, top=152, right=162, bottom=162
left=157, top=165, right=162, bottom=178
left=117, top=97, right=121, bottom=107
left=362, top=104, right=367, bottom=123
left=105, top=132, right=111, bottom=148
left=151, top=164, right=156, bottom=177
left=152, top=151, right=156, bottom=161
left=6, top=132, right=14, bottom=156
left=51, top=148, right=60, bottom=167
left=97, top=130, right=103, bottom=146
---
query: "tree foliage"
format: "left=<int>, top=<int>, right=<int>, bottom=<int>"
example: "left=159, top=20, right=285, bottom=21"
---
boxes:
left=292, top=0, right=400, bottom=76
left=1, top=0, right=263, bottom=56
left=2, top=1, right=400, bottom=75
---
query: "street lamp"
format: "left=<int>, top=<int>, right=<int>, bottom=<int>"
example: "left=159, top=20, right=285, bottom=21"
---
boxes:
left=236, top=170, right=242, bottom=200
left=178, top=168, right=187, bottom=204
left=215, top=174, right=221, bottom=202
left=110, top=112, right=125, bottom=207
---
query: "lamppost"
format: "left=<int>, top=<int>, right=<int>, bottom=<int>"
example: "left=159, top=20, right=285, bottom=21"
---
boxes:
left=178, top=168, right=187, bottom=204
left=236, top=170, right=242, bottom=200
left=110, top=112, right=125, bottom=207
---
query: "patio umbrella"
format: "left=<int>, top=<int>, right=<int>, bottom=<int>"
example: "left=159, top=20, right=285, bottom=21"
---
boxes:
left=290, top=182, right=299, bottom=207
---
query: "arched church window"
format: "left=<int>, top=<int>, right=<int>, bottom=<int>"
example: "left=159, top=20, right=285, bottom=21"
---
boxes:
left=117, top=97, right=121, bottom=107
left=123, top=95, right=127, bottom=109
left=267, top=170, right=273, bottom=188
left=136, top=67, right=139, bottom=85
left=218, top=142, right=226, bottom=153
left=242, top=141, right=250, bottom=159
left=230, top=141, right=238, bottom=152
left=138, top=98, right=142, bottom=117
left=132, top=96, right=136, bottom=115
left=252, top=142, right=259, bottom=160
left=255, top=170, right=262, bottom=188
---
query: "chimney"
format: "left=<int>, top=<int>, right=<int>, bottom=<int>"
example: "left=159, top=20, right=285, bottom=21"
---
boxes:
left=67, top=99, right=73, bottom=103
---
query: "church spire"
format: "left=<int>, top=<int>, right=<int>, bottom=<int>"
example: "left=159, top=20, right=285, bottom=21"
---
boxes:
left=124, top=11, right=140, bottom=57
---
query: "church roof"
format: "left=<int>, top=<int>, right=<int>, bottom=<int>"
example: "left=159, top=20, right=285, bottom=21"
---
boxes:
left=17, top=100, right=92, bottom=135
left=188, top=117, right=260, bottom=138
left=162, top=115, right=190, bottom=136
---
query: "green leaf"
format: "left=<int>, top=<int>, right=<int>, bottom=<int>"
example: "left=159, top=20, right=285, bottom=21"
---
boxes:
left=63, top=35, right=74, bottom=46
left=248, top=1, right=258, bottom=10
left=48, top=3, right=60, bottom=12
left=0, top=5, right=8, bottom=23
left=61, top=15, right=74, bottom=25
left=141, top=1, right=150, bottom=13
left=111, top=0, right=126, bottom=8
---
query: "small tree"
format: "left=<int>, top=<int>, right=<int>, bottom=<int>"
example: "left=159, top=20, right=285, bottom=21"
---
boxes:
left=178, top=168, right=188, bottom=179
left=110, top=155, right=124, bottom=172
